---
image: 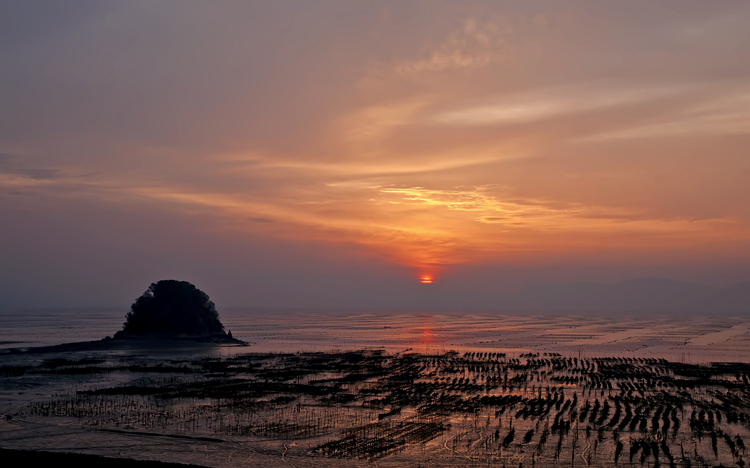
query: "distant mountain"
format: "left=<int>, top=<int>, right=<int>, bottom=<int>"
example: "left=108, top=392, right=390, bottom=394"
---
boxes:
left=507, top=277, right=750, bottom=313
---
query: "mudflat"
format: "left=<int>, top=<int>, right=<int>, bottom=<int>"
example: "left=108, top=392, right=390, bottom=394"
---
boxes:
left=2, top=345, right=750, bottom=466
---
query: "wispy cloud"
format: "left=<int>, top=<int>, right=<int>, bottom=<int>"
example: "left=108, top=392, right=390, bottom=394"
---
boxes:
left=0, top=153, right=61, bottom=180
left=430, top=83, right=693, bottom=126
left=393, top=19, right=508, bottom=75
left=580, top=88, right=750, bottom=141
left=379, top=185, right=510, bottom=212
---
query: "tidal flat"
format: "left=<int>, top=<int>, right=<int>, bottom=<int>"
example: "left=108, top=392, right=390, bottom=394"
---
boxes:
left=2, top=349, right=750, bottom=467
left=2, top=312, right=750, bottom=467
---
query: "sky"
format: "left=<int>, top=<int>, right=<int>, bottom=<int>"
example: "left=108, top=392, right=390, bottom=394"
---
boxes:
left=2, top=1, right=750, bottom=309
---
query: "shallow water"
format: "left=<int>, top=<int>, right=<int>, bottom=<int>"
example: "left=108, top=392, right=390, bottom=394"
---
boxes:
left=2, top=308, right=749, bottom=362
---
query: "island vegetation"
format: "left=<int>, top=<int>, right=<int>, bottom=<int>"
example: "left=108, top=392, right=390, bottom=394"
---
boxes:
left=113, top=280, right=231, bottom=341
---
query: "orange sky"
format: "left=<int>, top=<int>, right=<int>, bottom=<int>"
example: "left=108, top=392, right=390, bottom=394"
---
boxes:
left=1, top=1, right=750, bottom=307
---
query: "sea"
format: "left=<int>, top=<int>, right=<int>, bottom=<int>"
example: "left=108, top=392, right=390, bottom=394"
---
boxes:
left=1, top=308, right=749, bottom=362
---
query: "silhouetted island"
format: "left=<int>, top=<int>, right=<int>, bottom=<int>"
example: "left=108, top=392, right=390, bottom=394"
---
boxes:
left=1, top=280, right=244, bottom=355
left=112, top=280, right=238, bottom=343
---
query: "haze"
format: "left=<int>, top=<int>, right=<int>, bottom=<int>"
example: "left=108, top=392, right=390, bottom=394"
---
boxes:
left=2, top=1, right=750, bottom=309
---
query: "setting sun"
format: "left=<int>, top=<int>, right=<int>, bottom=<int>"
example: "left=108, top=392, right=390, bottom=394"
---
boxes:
left=420, top=276, right=433, bottom=284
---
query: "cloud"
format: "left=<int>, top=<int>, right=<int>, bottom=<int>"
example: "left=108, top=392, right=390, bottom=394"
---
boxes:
left=579, top=88, right=750, bottom=141
left=379, top=185, right=509, bottom=212
left=359, top=16, right=520, bottom=88
left=430, top=82, right=693, bottom=126
left=393, top=19, right=507, bottom=75
left=0, top=153, right=61, bottom=180
left=478, top=216, right=506, bottom=223
left=248, top=217, right=274, bottom=223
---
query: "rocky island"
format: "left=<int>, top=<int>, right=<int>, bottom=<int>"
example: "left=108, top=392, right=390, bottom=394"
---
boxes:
left=1, top=280, right=244, bottom=355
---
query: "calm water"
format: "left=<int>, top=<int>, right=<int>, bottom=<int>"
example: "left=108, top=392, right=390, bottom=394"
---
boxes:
left=1, top=308, right=749, bottom=362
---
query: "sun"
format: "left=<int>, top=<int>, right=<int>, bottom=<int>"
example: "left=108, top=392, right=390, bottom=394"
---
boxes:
left=420, top=276, right=433, bottom=284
